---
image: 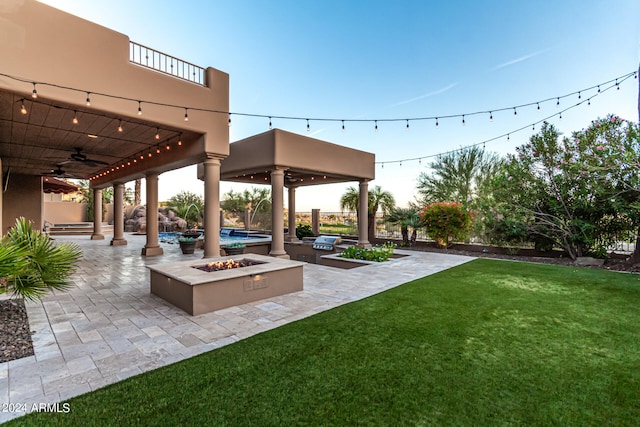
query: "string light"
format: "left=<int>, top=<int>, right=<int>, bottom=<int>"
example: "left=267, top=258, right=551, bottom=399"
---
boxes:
left=306, top=119, right=310, bottom=132
left=462, top=115, right=465, bottom=126
left=72, top=111, right=78, bottom=124
left=155, top=128, right=160, bottom=140
left=556, top=98, right=560, bottom=108
left=31, top=83, right=37, bottom=99
left=489, top=111, right=493, bottom=122
left=184, top=108, right=189, bottom=121
left=228, top=113, right=232, bottom=127
left=341, top=120, right=345, bottom=132
left=118, top=119, right=123, bottom=132
left=375, top=120, right=378, bottom=132
left=19, top=99, right=27, bottom=115
left=406, top=119, right=410, bottom=131
left=86, top=92, right=91, bottom=106
left=513, top=107, right=517, bottom=117
left=178, top=133, right=183, bottom=146
left=435, top=118, right=439, bottom=128
left=2, top=70, right=633, bottom=136
left=269, top=117, right=273, bottom=129
left=166, top=143, right=171, bottom=150
left=156, top=146, right=161, bottom=154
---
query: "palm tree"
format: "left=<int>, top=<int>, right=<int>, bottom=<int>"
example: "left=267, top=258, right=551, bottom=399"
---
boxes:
left=340, top=185, right=395, bottom=241
left=387, top=207, right=421, bottom=245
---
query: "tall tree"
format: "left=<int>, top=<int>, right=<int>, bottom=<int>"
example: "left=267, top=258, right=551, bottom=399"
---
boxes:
left=134, top=178, right=141, bottom=206
left=416, top=145, right=503, bottom=205
left=489, top=119, right=640, bottom=260
left=340, top=185, right=395, bottom=241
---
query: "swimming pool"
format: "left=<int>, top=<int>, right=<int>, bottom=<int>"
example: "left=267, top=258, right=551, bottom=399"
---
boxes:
left=158, top=229, right=271, bottom=245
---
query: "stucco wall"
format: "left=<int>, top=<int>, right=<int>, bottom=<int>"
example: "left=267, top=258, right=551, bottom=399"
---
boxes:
left=3, top=173, right=42, bottom=232
left=44, top=202, right=87, bottom=223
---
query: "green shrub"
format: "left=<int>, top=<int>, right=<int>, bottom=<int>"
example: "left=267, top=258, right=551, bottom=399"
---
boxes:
left=296, top=224, right=314, bottom=239
left=420, top=202, right=473, bottom=248
left=339, top=242, right=396, bottom=262
left=1, top=217, right=81, bottom=301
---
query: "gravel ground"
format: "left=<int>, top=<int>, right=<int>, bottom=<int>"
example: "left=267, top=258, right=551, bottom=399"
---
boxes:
left=1, top=247, right=637, bottom=364
left=0, top=299, right=34, bottom=363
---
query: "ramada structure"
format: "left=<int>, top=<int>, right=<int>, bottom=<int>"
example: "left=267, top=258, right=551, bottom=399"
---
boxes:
left=0, top=0, right=375, bottom=258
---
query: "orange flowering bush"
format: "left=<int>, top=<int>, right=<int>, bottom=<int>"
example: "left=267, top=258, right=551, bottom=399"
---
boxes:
left=420, top=201, right=473, bottom=248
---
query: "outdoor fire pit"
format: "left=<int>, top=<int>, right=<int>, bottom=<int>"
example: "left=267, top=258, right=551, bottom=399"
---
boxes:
left=148, top=254, right=304, bottom=315
left=193, top=258, right=265, bottom=272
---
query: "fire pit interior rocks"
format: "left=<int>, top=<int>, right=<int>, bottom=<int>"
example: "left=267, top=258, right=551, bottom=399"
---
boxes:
left=193, top=258, right=266, bottom=272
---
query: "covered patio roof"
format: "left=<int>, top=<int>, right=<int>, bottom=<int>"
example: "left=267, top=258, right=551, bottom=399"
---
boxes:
left=219, top=129, right=375, bottom=186
left=42, top=177, right=78, bottom=194
left=0, top=88, right=202, bottom=185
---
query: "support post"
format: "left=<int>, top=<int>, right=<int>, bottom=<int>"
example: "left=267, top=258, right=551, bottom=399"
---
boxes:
left=91, top=188, right=105, bottom=240
left=203, top=157, right=222, bottom=258
left=110, top=183, right=127, bottom=246
left=269, top=168, right=288, bottom=258
left=358, top=180, right=371, bottom=248
left=312, top=209, right=320, bottom=236
left=286, top=186, right=299, bottom=242
left=142, top=173, right=163, bottom=256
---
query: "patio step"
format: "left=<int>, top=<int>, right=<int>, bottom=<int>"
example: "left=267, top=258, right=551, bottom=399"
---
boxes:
left=49, top=222, right=113, bottom=236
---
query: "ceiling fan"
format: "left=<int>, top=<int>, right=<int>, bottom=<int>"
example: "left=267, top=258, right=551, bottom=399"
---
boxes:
left=42, top=165, right=79, bottom=179
left=59, top=147, right=109, bottom=167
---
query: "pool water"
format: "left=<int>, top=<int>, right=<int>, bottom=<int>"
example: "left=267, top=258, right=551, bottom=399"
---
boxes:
left=158, top=230, right=270, bottom=245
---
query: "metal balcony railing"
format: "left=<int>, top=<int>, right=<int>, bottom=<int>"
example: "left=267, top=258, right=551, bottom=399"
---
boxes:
left=129, top=41, right=206, bottom=86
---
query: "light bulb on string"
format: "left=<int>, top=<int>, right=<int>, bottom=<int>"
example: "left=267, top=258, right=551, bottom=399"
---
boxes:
left=406, top=120, right=410, bottom=131
left=616, top=79, right=619, bottom=90
left=155, top=128, right=160, bottom=140
left=166, top=143, right=171, bottom=151
left=489, top=112, right=493, bottom=122
left=19, top=99, right=27, bottom=115
left=435, top=118, right=439, bottom=128
left=556, top=98, right=560, bottom=108
left=375, top=120, right=378, bottom=132
left=306, top=119, right=310, bottom=132
left=184, top=108, right=189, bottom=122
left=341, top=120, right=345, bottom=132
left=578, top=92, right=581, bottom=100
left=507, top=134, right=510, bottom=141
left=31, top=83, right=37, bottom=99
left=559, top=112, right=562, bottom=120
left=597, top=85, right=601, bottom=93
left=137, top=101, right=142, bottom=115
left=72, top=111, right=78, bottom=124
left=462, top=115, right=465, bottom=126
left=156, top=146, right=161, bottom=154
left=269, top=117, right=272, bottom=130
left=117, top=120, right=123, bottom=132
left=537, top=103, right=540, bottom=111
left=178, top=133, right=183, bottom=146
left=513, top=107, right=517, bottom=118
left=588, top=99, right=591, bottom=106
left=86, top=92, right=91, bottom=106
left=228, top=113, right=232, bottom=127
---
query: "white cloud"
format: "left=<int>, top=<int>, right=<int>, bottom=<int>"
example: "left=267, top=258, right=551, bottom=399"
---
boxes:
left=392, top=82, right=458, bottom=107
left=492, top=49, right=547, bottom=70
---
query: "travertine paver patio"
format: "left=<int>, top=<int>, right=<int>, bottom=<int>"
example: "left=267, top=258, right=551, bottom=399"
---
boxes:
left=0, top=234, right=474, bottom=422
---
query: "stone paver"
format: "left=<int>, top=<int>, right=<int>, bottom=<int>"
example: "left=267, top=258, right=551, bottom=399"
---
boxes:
left=0, top=234, right=473, bottom=422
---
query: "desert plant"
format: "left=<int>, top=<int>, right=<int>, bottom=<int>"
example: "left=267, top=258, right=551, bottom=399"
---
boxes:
left=0, top=217, right=81, bottom=301
left=420, top=202, right=473, bottom=248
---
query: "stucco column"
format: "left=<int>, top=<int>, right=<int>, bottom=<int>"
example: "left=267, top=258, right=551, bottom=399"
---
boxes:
left=244, top=209, right=251, bottom=230
left=358, top=180, right=371, bottom=248
left=142, top=173, right=163, bottom=256
left=286, top=186, right=299, bottom=242
left=0, top=158, right=3, bottom=235
left=269, top=168, right=288, bottom=258
left=91, top=188, right=105, bottom=240
left=110, top=183, right=127, bottom=246
left=312, top=209, right=320, bottom=236
left=203, top=157, right=221, bottom=258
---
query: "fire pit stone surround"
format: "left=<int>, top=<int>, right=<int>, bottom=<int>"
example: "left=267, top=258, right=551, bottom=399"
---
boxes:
left=148, top=254, right=304, bottom=315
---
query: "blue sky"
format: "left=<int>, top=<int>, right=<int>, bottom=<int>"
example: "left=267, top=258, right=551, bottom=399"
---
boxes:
left=39, top=0, right=640, bottom=211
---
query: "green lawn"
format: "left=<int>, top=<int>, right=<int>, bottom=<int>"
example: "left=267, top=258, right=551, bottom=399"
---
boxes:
left=14, top=259, right=640, bottom=426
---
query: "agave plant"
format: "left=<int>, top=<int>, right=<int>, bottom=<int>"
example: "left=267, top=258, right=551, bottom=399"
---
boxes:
left=0, top=217, right=82, bottom=301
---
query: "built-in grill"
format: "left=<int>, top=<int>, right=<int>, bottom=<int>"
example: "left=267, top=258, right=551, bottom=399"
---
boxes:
left=312, top=235, right=342, bottom=251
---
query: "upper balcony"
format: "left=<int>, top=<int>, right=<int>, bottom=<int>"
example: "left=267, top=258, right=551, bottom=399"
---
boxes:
left=129, top=41, right=206, bottom=86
